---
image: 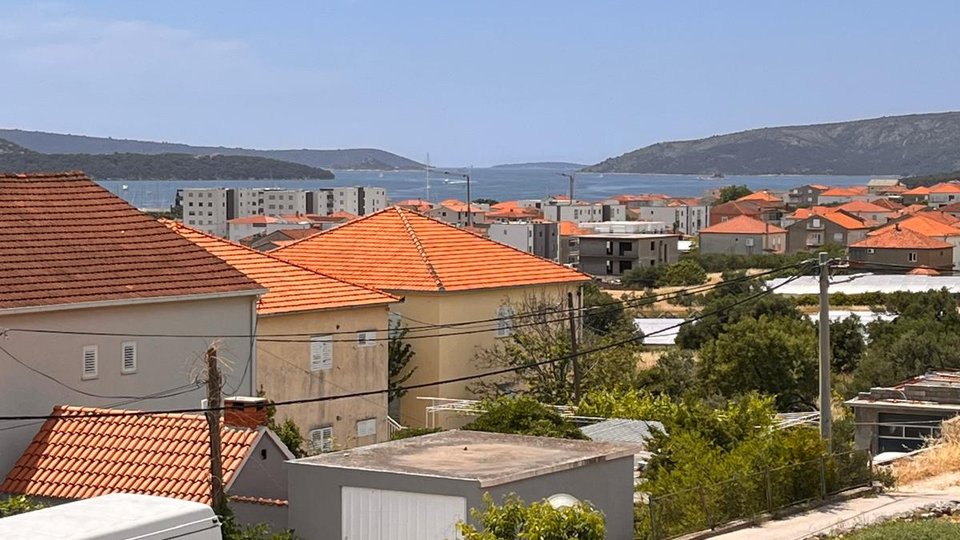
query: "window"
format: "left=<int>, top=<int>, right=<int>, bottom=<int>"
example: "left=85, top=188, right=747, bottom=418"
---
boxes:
left=909, top=252, right=918, bottom=262
left=833, top=232, right=844, bottom=243
left=357, top=331, right=377, bottom=347
left=811, top=218, right=822, bottom=228
left=745, top=238, right=755, bottom=247
left=121, top=342, right=137, bottom=374
left=496, top=305, right=515, bottom=337
left=357, top=418, right=377, bottom=438
left=605, top=260, right=613, bottom=274
left=605, top=241, right=613, bottom=255
left=82, top=345, right=98, bottom=380
left=619, top=260, right=633, bottom=273
left=310, top=335, right=333, bottom=371
left=650, top=241, right=656, bottom=250
left=309, top=427, right=334, bottom=453
left=619, top=242, right=632, bottom=255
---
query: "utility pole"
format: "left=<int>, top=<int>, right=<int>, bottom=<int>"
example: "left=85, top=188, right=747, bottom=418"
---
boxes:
left=567, top=292, right=581, bottom=403
left=205, top=346, right=226, bottom=513
left=818, top=252, right=833, bottom=450
left=558, top=173, right=575, bottom=205
left=466, top=173, right=472, bottom=228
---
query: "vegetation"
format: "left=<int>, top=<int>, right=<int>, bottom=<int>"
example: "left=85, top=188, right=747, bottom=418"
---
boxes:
left=388, top=326, right=417, bottom=402
left=679, top=247, right=843, bottom=273
left=901, top=169, right=960, bottom=188
left=462, top=396, right=586, bottom=440
left=390, top=426, right=443, bottom=440
left=220, top=508, right=300, bottom=540
left=259, top=387, right=305, bottom=458
left=715, top=185, right=753, bottom=204
left=0, top=495, right=44, bottom=517
left=473, top=198, right=499, bottom=205
left=830, top=517, right=960, bottom=540
left=458, top=494, right=605, bottom=540
left=657, top=259, right=708, bottom=287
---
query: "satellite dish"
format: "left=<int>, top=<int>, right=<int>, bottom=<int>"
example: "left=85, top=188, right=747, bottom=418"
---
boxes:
left=547, top=493, right=580, bottom=509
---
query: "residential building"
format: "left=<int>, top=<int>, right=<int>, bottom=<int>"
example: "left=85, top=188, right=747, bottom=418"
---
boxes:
left=272, top=207, right=590, bottom=426
left=627, top=200, right=710, bottom=235
left=485, top=205, right=543, bottom=222
left=426, top=199, right=489, bottom=226
left=577, top=234, right=681, bottom=276
left=870, top=198, right=904, bottom=212
left=0, top=401, right=292, bottom=528
left=226, top=215, right=313, bottom=242
left=699, top=215, right=787, bottom=255
left=286, top=431, right=636, bottom=540
left=0, top=172, right=264, bottom=476
left=867, top=214, right=960, bottom=268
left=580, top=221, right=670, bottom=234
left=901, top=185, right=931, bottom=205
left=237, top=188, right=308, bottom=218
left=165, top=221, right=399, bottom=451
left=558, top=221, right=591, bottom=268
left=541, top=201, right=627, bottom=223
left=846, top=371, right=960, bottom=454
left=818, top=186, right=871, bottom=205
left=849, top=227, right=954, bottom=272
left=181, top=187, right=232, bottom=236
left=308, top=187, right=387, bottom=216
left=736, top=190, right=784, bottom=204
left=785, top=211, right=872, bottom=253
left=241, top=228, right=321, bottom=252
left=709, top=200, right=783, bottom=226
left=834, top=200, right=894, bottom=224
left=488, top=221, right=559, bottom=261
left=392, top=198, right=434, bottom=213
left=785, top=184, right=830, bottom=207
left=867, top=178, right=904, bottom=195
left=928, top=183, right=960, bottom=208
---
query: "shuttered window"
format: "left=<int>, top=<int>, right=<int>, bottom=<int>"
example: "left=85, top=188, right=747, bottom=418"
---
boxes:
left=82, top=346, right=98, bottom=380
left=496, top=306, right=515, bottom=338
left=310, top=426, right=334, bottom=453
left=357, top=331, right=377, bottom=347
left=310, top=335, right=333, bottom=371
left=357, top=418, right=377, bottom=438
left=121, top=342, right=137, bottom=374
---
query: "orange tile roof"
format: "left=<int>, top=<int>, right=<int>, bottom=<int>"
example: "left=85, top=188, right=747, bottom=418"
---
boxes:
left=558, top=221, right=592, bottom=236
left=809, top=184, right=831, bottom=190
left=918, top=210, right=960, bottom=225
left=227, top=215, right=283, bottom=224
left=837, top=200, right=893, bottom=214
left=929, top=182, right=960, bottom=194
left=329, top=210, right=359, bottom=220
left=869, top=215, right=960, bottom=238
left=0, top=171, right=262, bottom=311
left=908, top=266, right=941, bottom=276
left=273, top=207, right=590, bottom=292
left=903, top=204, right=929, bottom=214
left=700, top=215, right=786, bottom=235
left=162, top=221, right=397, bottom=314
left=869, top=198, right=904, bottom=211
left=0, top=406, right=260, bottom=504
left=491, top=200, right=521, bottom=211
left=433, top=199, right=483, bottom=214
left=736, top=190, right=782, bottom=203
left=852, top=227, right=953, bottom=249
left=820, top=186, right=868, bottom=197
left=486, top=206, right=542, bottom=219
left=787, top=206, right=837, bottom=220
left=902, top=186, right=932, bottom=196
left=393, top=199, right=435, bottom=212
left=815, top=212, right=872, bottom=230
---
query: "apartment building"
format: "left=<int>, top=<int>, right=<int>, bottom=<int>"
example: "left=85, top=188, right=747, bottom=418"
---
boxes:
left=237, top=188, right=308, bottom=217
left=488, top=221, right=559, bottom=261
left=181, top=188, right=232, bottom=236
left=541, top=201, right=626, bottom=223
left=578, top=233, right=681, bottom=276
left=308, top=187, right=387, bottom=216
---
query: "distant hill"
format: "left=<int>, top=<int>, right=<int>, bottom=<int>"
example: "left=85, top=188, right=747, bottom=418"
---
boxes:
left=491, top=161, right=586, bottom=170
left=584, top=112, right=960, bottom=176
left=0, top=129, right=424, bottom=171
left=0, top=138, right=334, bottom=180
left=901, top=170, right=960, bottom=188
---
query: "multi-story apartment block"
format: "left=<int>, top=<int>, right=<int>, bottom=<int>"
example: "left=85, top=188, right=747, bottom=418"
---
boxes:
left=236, top=188, right=308, bottom=218
left=488, top=221, right=559, bottom=261
left=578, top=233, right=681, bottom=276
left=181, top=188, right=231, bottom=236
left=308, top=187, right=387, bottom=216
left=541, top=201, right=626, bottom=223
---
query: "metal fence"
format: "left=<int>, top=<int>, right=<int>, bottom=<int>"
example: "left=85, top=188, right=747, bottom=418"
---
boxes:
left=635, top=449, right=873, bottom=540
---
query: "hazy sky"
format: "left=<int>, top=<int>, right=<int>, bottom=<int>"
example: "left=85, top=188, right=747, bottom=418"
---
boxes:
left=2, top=1, right=958, bottom=166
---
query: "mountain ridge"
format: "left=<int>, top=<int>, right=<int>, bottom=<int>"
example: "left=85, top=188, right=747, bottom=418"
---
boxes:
left=584, top=112, right=960, bottom=176
left=0, top=129, right=424, bottom=171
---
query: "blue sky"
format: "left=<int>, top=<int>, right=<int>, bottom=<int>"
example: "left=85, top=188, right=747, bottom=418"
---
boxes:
left=1, top=1, right=958, bottom=166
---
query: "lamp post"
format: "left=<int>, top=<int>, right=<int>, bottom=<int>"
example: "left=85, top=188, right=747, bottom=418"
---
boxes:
left=439, top=170, right=473, bottom=228
left=558, top=173, right=575, bottom=204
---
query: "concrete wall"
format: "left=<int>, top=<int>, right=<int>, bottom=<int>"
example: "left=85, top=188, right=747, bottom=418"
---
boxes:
left=230, top=431, right=292, bottom=529
left=849, top=246, right=954, bottom=271
left=286, top=455, right=634, bottom=540
left=634, top=205, right=710, bottom=235
left=488, top=222, right=559, bottom=261
left=699, top=232, right=786, bottom=255
left=256, top=305, right=391, bottom=452
left=785, top=218, right=865, bottom=253
left=0, top=294, right=258, bottom=477
left=579, top=236, right=679, bottom=276
left=391, top=284, right=582, bottom=428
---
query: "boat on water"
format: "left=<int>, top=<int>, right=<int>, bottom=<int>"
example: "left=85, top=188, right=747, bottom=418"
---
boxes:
left=698, top=172, right=725, bottom=180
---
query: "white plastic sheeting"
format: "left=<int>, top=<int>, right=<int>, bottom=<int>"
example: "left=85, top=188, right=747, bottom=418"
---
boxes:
left=634, top=318, right=686, bottom=345
left=767, top=273, right=960, bottom=295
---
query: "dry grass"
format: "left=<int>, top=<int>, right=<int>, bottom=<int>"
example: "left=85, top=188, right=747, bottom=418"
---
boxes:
left=892, top=440, right=960, bottom=485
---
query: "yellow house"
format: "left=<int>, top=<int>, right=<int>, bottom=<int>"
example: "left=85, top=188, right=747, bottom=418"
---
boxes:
left=272, top=207, right=590, bottom=427
left=163, top=221, right=399, bottom=452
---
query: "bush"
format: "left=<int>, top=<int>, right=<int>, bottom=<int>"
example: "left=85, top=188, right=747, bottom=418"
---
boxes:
left=391, top=426, right=443, bottom=440
left=0, top=495, right=44, bottom=517
left=623, top=266, right=664, bottom=289
left=657, top=260, right=708, bottom=287
left=459, top=494, right=605, bottom=540
left=463, top=396, right=587, bottom=440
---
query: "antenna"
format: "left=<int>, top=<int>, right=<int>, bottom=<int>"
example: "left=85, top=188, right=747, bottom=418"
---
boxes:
left=425, top=152, right=432, bottom=202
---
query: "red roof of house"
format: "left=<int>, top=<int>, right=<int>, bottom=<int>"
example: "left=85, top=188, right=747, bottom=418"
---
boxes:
left=486, top=206, right=542, bottom=219
left=393, top=199, right=435, bottom=212
left=929, top=183, right=960, bottom=194
left=852, top=228, right=953, bottom=249
left=0, top=406, right=261, bottom=504
left=820, top=186, right=868, bottom=197
left=558, top=221, right=592, bottom=236
left=869, top=198, right=904, bottom=211
left=227, top=215, right=284, bottom=225
left=868, top=215, right=960, bottom=238
left=787, top=206, right=836, bottom=220
left=0, top=171, right=262, bottom=311
left=902, top=186, right=932, bottom=196
left=273, top=207, right=589, bottom=292
left=736, top=190, right=782, bottom=203
left=902, top=204, right=929, bottom=214
left=814, top=212, right=873, bottom=230
left=908, top=266, right=941, bottom=276
left=700, top=215, right=786, bottom=235
left=836, top=200, right=893, bottom=214
left=710, top=200, right=763, bottom=216
left=162, top=221, right=398, bottom=314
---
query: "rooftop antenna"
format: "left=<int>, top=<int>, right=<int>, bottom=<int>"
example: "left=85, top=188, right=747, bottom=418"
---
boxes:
left=425, top=152, right=432, bottom=203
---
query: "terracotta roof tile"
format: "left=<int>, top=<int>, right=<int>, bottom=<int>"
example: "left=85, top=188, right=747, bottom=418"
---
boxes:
left=816, top=212, right=872, bottom=230
left=869, top=215, right=960, bottom=238
left=393, top=199, right=435, bottom=212
left=869, top=198, right=904, bottom=210
left=0, top=171, right=262, bottom=311
left=161, top=221, right=397, bottom=314
left=227, top=215, right=283, bottom=225
left=273, top=207, right=589, bottom=292
left=0, top=406, right=260, bottom=505
left=486, top=206, right=542, bottom=219
left=836, top=200, right=893, bottom=214
left=820, top=186, right=868, bottom=197
left=852, top=228, right=953, bottom=249
left=700, top=215, right=786, bottom=235
left=736, top=190, right=782, bottom=203
left=929, top=182, right=960, bottom=194
left=902, top=186, right=932, bottom=196
left=558, top=221, right=592, bottom=236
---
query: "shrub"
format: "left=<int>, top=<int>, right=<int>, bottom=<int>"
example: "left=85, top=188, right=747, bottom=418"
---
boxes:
left=459, top=494, right=605, bottom=540
left=463, top=396, right=587, bottom=440
left=657, top=260, right=708, bottom=287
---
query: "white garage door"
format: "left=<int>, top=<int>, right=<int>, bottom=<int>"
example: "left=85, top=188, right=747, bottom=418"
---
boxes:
left=342, top=486, right=466, bottom=540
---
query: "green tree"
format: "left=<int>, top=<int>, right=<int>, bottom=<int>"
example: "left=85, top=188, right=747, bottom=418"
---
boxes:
left=698, top=316, right=818, bottom=410
left=828, top=315, right=866, bottom=373
left=388, top=325, right=417, bottom=401
left=714, top=185, right=752, bottom=204
left=258, top=387, right=306, bottom=458
left=657, top=259, right=708, bottom=287
left=0, top=495, right=44, bottom=517
left=473, top=198, right=499, bottom=205
left=458, top=494, right=605, bottom=540
left=581, top=283, right=635, bottom=336
left=622, top=266, right=664, bottom=289
left=635, top=349, right=697, bottom=399
left=463, top=396, right=587, bottom=440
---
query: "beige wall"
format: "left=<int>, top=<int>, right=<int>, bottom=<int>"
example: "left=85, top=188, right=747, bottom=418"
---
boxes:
left=256, top=305, right=391, bottom=452
left=0, top=294, right=258, bottom=476
left=390, top=283, right=583, bottom=428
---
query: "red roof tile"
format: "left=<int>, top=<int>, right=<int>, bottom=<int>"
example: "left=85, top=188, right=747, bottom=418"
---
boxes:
left=0, top=406, right=260, bottom=505
left=836, top=200, right=893, bottom=214
left=162, top=221, right=398, bottom=315
left=227, top=215, right=283, bottom=225
left=0, top=171, right=262, bottom=311
left=700, top=215, right=786, bottom=235
left=902, top=186, right=932, bottom=196
left=869, top=215, right=960, bottom=238
left=929, top=182, right=960, bottom=194
left=852, top=228, right=953, bottom=249
left=820, top=186, right=868, bottom=197
left=486, top=206, right=542, bottom=219
left=273, top=207, right=589, bottom=292
left=736, top=190, right=782, bottom=203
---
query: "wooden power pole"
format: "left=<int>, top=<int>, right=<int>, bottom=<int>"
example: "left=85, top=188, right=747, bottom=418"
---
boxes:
left=568, top=292, right=581, bottom=403
left=205, top=346, right=226, bottom=513
left=818, top=252, right=833, bottom=450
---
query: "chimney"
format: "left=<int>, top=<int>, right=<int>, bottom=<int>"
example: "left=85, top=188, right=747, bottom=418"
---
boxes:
left=223, top=396, right=269, bottom=429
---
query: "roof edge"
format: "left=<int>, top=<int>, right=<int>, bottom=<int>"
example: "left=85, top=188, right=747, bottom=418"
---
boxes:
left=0, top=288, right=266, bottom=317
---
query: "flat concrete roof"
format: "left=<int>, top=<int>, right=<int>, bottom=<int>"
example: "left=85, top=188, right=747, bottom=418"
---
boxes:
left=289, top=430, right=638, bottom=488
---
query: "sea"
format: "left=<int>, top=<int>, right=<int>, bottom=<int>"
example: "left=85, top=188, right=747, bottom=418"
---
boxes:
left=94, top=169, right=880, bottom=210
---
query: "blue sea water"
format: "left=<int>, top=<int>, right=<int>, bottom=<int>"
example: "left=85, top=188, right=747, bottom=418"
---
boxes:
left=95, top=169, right=878, bottom=210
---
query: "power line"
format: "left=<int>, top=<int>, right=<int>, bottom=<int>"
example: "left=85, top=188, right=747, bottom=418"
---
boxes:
left=0, top=264, right=812, bottom=423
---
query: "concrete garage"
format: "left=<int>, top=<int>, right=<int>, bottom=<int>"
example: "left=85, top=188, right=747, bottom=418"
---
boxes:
left=286, top=430, right=637, bottom=539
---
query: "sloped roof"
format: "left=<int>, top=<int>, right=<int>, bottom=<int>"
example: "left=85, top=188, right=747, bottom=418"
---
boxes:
left=558, top=221, right=592, bottom=236
left=272, top=207, right=590, bottom=292
left=434, top=199, right=483, bottom=213
left=787, top=206, right=836, bottom=220
left=0, top=171, right=262, bottom=311
left=917, top=211, right=960, bottom=225
left=837, top=200, right=893, bottom=214
left=736, top=190, right=782, bottom=203
left=870, top=215, right=960, bottom=238
left=930, top=182, right=960, bottom=194
left=710, top=200, right=763, bottom=215
left=581, top=419, right=665, bottom=447
left=869, top=198, right=904, bottom=211
left=908, top=266, right=941, bottom=276
left=393, top=199, right=435, bottom=212
left=486, top=206, right=542, bottom=219
left=902, top=186, right=932, bottom=196
left=0, top=406, right=260, bottom=504
left=700, top=215, right=786, bottom=235
left=852, top=228, right=953, bottom=249
left=227, top=215, right=283, bottom=225
left=163, top=221, right=397, bottom=314
left=820, top=186, right=868, bottom=197
left=815, top=211, right=873, bottom=230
